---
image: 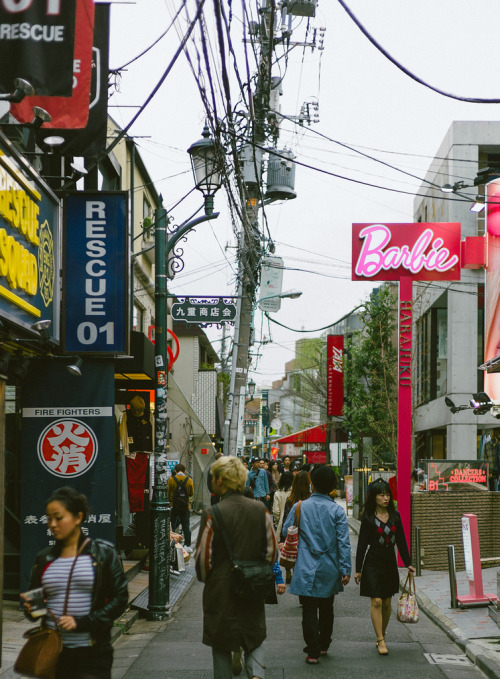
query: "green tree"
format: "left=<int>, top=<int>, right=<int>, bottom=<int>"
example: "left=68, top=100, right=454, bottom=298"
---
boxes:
left=343, top=285, right=398, bottom=466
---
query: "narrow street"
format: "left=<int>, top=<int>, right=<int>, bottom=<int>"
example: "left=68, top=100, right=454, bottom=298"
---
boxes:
left=111, top=527, right=489, bottom=679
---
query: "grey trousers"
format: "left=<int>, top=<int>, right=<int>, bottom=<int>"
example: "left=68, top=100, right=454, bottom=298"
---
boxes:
left=212, top=644, right=265, bottom=679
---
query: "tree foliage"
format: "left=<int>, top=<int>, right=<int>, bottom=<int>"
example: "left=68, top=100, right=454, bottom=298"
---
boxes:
left=343, top=285, right=398, bottom=466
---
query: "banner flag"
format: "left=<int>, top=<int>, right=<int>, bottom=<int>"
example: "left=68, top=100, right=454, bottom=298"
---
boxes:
left=10, top=0, right=95, bottom=128
left=0, top=0, right=77, bottom=96
left=327, top=335, right=343, bottom=416
left=20, top=359, right=116, bottom=592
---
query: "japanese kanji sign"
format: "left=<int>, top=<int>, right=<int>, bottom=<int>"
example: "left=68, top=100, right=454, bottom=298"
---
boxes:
left=171, top=297, right=237, bottom=326
left=20, top=359, right=115, bottom=591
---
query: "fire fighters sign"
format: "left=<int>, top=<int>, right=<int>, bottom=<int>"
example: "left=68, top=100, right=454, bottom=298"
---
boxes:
left=20, top=358, right=115, bottom=591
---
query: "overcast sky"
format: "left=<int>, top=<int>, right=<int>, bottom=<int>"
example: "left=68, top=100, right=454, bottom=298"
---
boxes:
left=107, top=0, right=500, bottom=387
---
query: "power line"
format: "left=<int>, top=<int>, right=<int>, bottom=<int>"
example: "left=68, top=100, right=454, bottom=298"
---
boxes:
left=337, top=0, right=500, bottom=104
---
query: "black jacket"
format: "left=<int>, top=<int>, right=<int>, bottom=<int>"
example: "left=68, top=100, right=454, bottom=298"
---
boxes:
left=28, top=535, right=128, bottom=645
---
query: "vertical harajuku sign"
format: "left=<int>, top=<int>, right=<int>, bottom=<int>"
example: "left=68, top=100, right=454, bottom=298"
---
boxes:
left=327, top=335, right=343, bottom=416
left=352, top=223, right=461, bottom=552
left=63, top=192, right=128, bottom=354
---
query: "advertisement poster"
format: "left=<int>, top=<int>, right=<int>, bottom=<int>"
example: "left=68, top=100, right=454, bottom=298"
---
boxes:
left=424, top=460, right=488, bottom=491
left=20, top=359, right=116, bottom=591
left=327, top=335, right=343, bottom=416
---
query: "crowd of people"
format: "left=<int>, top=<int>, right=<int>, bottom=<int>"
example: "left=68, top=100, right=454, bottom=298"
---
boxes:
left=195, top=455, right=414, bottom=679
left=21, top=456, right=412, bottom=679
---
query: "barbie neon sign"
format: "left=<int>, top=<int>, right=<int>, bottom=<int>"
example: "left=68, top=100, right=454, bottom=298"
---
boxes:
left=352, top=223, right=461, bottom=282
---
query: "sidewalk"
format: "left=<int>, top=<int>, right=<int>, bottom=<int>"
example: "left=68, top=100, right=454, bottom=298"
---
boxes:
left=347, top=505, right=500, bottom=679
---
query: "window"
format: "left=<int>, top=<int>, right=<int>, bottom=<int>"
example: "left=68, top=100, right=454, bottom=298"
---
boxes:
left=416, top=307, right=447, bottom=404
left=133, top=303, right=144, bottom=332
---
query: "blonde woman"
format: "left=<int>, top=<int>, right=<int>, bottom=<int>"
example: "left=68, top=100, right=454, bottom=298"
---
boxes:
left=195, top=456, right=277, bottom=679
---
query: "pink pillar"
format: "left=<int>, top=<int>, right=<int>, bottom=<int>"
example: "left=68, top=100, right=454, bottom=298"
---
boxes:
left=397, top=277, right=413, bottom=564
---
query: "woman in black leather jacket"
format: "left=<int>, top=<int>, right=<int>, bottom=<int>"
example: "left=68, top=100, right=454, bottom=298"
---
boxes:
left=25, top=487, right=128, bottom=679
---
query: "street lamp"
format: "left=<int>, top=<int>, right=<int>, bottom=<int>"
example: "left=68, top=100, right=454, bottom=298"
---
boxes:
left=187, top=123, right=222, bottom=216
left=149, top=126, right=221, bottom=621
left=252, top=289, right=302, bottom=325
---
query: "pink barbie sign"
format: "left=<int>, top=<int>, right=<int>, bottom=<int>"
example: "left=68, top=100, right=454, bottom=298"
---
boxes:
left=352, top=223, right=461, bottom=282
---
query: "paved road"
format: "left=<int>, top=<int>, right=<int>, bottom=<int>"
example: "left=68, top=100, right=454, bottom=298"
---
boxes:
left=112, top=527, right=489, bottom=679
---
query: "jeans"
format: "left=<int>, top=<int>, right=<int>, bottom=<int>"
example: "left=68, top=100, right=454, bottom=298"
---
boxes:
left=299, top=595, right=335, bottom=659
left=170, top=508, right=191, bottom=547
left=212, top=644, right=265, bottom=679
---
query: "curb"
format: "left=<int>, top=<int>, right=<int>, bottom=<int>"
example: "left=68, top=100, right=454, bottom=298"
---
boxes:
left=348, top=515, right=500, bottom=679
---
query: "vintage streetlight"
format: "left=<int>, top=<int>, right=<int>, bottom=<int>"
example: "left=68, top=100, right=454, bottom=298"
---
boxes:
left=149, top=126, right=221, bottom=620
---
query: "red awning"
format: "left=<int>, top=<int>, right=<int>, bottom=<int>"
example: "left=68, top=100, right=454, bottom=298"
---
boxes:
left=275, top=423, right=327, bottom=445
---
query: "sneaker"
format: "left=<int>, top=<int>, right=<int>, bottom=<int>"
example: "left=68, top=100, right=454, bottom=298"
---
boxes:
left=305, top=657, right=319, bottom=665
left=184, top=545, right=193, bottom=554
left=231, top=649, right=242, bottom=676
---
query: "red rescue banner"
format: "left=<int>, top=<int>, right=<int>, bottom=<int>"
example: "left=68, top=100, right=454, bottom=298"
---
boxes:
left=10, top=0, right=94, bottom=128
left=327, top=335, right=343, bottom=417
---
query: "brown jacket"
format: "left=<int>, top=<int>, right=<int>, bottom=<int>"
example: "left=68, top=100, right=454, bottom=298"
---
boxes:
left=195, top=491, right=277, bottom=651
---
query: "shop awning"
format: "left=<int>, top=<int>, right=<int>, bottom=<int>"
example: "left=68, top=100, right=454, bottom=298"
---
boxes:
left=275, top=423, right=327, bottom=445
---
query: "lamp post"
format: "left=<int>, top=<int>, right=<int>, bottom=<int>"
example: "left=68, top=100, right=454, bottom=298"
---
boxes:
left=148, top=126, right=221, bottom=620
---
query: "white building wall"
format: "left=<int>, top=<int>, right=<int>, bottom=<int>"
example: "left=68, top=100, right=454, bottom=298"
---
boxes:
left=412, top=121, right=500, bottom=459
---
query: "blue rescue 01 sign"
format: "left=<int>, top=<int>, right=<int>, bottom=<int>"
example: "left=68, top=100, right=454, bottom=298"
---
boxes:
left=63, top=192, right=128, bottom=354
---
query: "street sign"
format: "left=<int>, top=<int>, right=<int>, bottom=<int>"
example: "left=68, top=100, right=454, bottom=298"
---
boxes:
left=171, top=297, right=237, bottom=327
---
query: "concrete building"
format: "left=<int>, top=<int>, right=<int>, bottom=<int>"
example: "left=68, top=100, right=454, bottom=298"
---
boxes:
left=412, top=121, right=500, bottom=461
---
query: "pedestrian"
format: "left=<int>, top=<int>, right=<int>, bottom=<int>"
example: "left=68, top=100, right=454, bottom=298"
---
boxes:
left=354, top=478, right=415, bottom=656
left=195, top=456, right=277, bottom=679
left=270, top=461, right=281, bottom=494
left=23, top=486, right=128, bottom=679
left=247, top=457, right=270, bottom=507
left=281, top=456, right=293, bottom=474
left=280, top=470, right=311, bottom=583
left=272, top=470, right=293, bottom=537
left=167, top=463, right=194, bottom=553
left=207, top=452, right=224, bottom=505
left=282, top=465, right=351, bottom=665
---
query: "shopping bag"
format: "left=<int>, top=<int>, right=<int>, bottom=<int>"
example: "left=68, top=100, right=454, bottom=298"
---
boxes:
left=279, top=501, right=301, bottom=570
left=397, top=572, right=419, bottom=623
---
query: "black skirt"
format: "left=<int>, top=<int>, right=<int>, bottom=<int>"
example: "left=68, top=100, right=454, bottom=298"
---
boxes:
left=359, top=544, right=399, bottom=599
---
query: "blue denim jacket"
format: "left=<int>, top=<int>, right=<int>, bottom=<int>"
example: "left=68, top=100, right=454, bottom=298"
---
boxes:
left=247, top=468, right=269, bottom=498
left=282, top=493, right=351, bottom=598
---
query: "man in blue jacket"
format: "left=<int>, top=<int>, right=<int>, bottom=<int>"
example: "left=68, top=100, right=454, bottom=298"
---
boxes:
left=246, top=457, right=270, bottom=507
left=282, top=465, right=351, bottom=665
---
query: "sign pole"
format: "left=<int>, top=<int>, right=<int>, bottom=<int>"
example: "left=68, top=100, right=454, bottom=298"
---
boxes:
left=398, top=276, right=413, bottom=562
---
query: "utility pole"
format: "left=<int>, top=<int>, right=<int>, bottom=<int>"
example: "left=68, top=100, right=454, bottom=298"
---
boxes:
left=225, top=0, right=275, bottom=456
left=225, top=0, right=322, bottom=455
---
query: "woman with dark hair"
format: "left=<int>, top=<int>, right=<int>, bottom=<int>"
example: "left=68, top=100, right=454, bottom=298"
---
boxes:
left=273, top=471, right=293, bottom=538
left=354, top=478, right=414, bottom=656
left=279, top=470, right=311, bottom=584
left=23, top=487, right=128, bottom=679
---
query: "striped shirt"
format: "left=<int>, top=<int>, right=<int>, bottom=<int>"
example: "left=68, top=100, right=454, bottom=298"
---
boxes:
left=41, top=555, right=94, bottom=648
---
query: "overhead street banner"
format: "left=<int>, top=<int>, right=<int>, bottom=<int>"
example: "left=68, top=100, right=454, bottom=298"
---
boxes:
left=0, top=0, right=76, bottom=96
left=63, top=191, right=128, bottom=355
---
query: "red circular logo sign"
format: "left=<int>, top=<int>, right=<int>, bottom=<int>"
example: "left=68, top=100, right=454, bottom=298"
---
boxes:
left=37, top=419, right=98, bottom=478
